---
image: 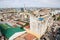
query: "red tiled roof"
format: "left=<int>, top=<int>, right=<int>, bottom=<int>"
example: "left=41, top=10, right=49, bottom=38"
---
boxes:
left=25, top=26, right=30, bottom=29
left=24, top=33, right=36, bottom=40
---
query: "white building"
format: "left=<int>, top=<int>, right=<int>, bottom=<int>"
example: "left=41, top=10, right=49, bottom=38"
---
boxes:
left=30, top=9, right=53, bottom=37
left=51, top=10, right=60, bottom=15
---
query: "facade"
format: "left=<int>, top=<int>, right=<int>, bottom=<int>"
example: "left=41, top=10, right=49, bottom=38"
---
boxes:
left=30, top=9, right=53, bottom=38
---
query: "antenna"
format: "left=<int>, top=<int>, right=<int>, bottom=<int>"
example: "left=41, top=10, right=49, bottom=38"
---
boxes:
left=24, top=3, right=26, bottom=10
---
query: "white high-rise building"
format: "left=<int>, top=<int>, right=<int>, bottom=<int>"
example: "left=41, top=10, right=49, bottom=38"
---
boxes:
left=30, top=9, right=53, bottom=37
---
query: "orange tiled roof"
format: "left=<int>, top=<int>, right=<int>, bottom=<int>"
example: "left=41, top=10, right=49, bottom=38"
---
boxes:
left=24, top=33, right=36, bottom=40
left=14, top=33, right=37, bottom=40
left=25, top=26, right=30, bottom=29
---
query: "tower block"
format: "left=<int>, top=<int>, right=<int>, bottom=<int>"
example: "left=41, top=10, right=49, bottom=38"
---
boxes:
left=25, top=9, right=53, bottom=38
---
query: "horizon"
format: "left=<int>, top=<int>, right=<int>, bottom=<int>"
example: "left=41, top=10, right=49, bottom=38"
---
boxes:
left=0, top=0, right=60, bottom=8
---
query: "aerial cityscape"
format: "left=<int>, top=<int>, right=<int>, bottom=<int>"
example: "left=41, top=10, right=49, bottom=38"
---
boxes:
left=0, top=8, right=60, bottom=40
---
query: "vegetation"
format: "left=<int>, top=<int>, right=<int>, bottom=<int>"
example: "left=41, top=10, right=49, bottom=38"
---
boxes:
left=57, top=16, right=60, bottom=20
left=52, top=15, right=56, bottom=20
left=52, top=15, right=55, bottom=17
left=52, top=15, right=60, bottom=21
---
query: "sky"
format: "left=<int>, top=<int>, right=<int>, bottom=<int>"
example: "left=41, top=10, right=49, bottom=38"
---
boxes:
left=0, top=0, right=60, bottom=8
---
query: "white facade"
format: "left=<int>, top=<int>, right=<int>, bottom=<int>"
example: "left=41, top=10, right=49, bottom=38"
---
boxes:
left=30, top=11, right=53, bottom=36
left=51, top=10, right=60, bottom=15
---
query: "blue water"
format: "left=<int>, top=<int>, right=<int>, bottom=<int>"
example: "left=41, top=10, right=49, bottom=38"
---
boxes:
left=38, top=18, right=44, bottom=21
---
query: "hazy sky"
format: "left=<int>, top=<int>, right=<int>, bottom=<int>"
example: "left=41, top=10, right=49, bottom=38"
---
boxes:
left=0, top=0, right=60, bottom=8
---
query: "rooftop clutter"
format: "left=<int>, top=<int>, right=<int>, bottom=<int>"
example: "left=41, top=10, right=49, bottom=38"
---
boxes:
left=0, top=8, right=55, bottom=40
